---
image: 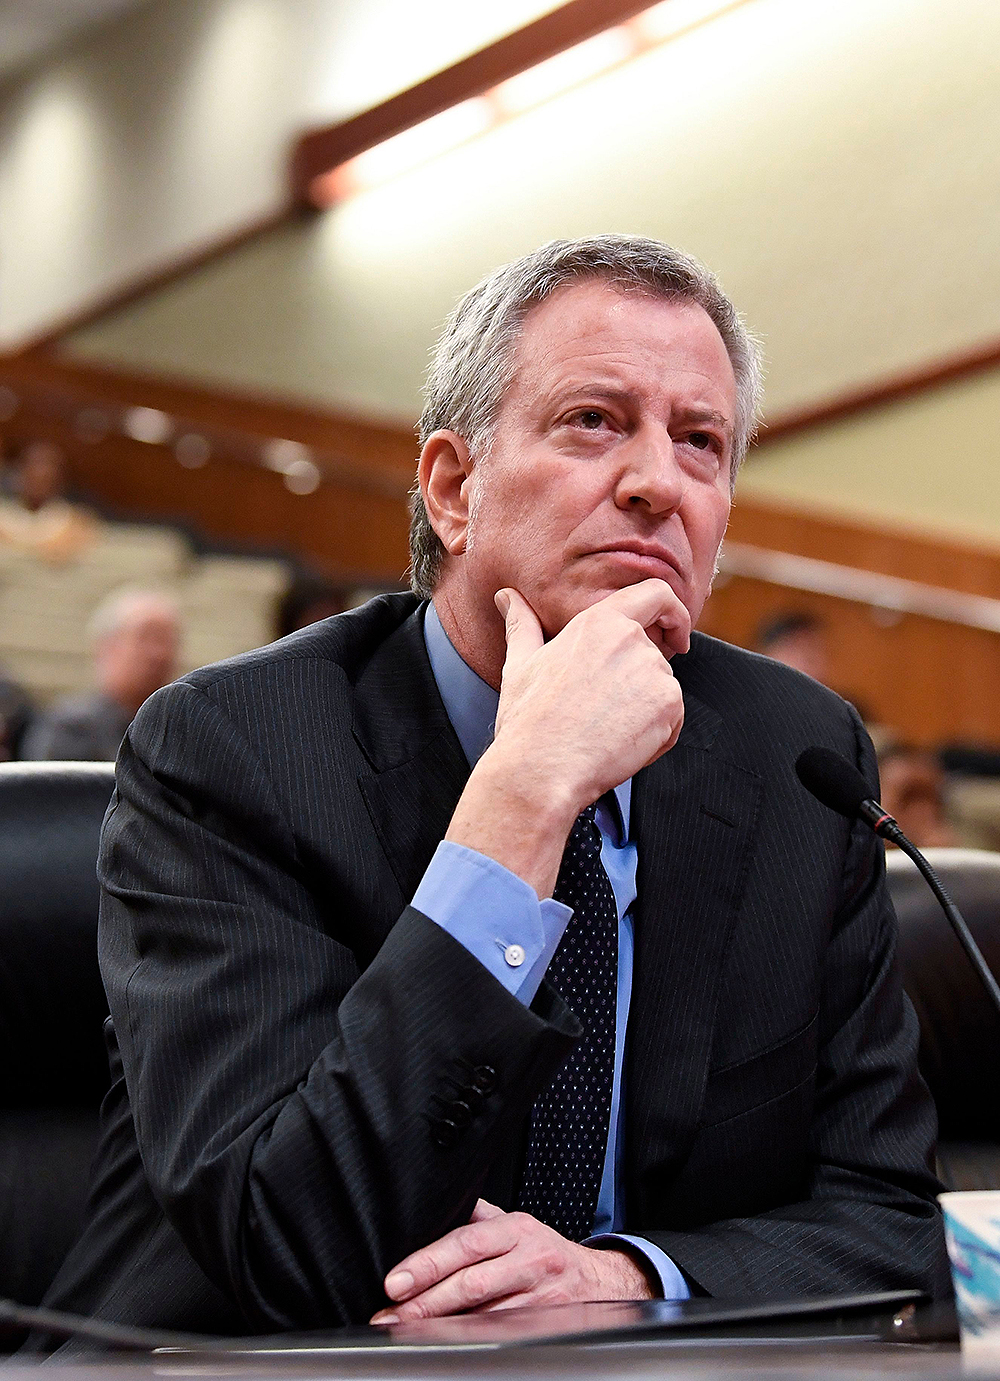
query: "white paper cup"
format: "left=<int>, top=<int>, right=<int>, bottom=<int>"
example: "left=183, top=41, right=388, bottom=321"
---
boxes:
left=940, top=1190, right=1000, bottom=1345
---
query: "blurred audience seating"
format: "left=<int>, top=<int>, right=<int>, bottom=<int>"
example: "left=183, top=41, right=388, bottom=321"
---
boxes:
left=887, top=848, right=1000, bottom=1190
left=0, top=518, right=288, bottom=710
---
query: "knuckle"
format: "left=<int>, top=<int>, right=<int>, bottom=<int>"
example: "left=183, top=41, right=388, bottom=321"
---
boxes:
left=462, top=1266, right=492, bottom=1307
left=537, top=1248, right=566, bottom=1279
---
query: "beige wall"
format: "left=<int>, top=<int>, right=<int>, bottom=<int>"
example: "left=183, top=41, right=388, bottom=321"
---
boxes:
left=15, top=0, right=1000, bottom=544
left=0, top=0, right=559, bottom=346
left=738, top=366, right=1000, bottom=550
left=62, top=0, right=1000, bottom=424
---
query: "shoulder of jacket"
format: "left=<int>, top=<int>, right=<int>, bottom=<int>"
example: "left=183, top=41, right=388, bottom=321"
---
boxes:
left=681, top=629, right=858, bottom=727
left=175, top=592, right=423, bottom=695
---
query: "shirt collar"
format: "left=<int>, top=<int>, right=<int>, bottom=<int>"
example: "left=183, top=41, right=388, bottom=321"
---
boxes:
left=424, top=600, right=631, bottom=841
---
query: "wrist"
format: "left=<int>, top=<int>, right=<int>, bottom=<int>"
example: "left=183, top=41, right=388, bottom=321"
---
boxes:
left=588, top=1245, right=658, bottom=1300
left=477, top=741, right=581, bottom=828
left=445, top=746, right=579, bottom=898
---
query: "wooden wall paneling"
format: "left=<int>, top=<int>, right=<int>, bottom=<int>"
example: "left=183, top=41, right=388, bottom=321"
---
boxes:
left=1, top=353, right=419, bottom=478
left=702, top=497, right=1000, bottom=748
left=699, top=575, right=1000, bottom=747
left=0, top=356, right=414, bottom=582
left=726, top=495, right=1000, bottom=597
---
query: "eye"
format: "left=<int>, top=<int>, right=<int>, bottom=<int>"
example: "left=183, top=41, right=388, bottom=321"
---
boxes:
left=687, top=431, right=715, bottom=451
left=573, top=409, right=606, bottom=430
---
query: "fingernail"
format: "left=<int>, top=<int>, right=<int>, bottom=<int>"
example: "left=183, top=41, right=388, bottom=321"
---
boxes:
left=373, top=1313, right=398, bottom=1326
left=494, top=590, right=510, bottom=617
left=385, top=1269, right=414, bottom=1298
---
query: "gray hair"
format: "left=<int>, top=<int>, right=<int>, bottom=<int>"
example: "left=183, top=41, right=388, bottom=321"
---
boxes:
left=88, top=586, right=180, bottom=644
left=409, top=235, right=763, bottom=597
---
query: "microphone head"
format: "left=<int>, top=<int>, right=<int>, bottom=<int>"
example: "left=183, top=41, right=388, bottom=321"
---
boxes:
left=795, top=746, right=873, bottom=820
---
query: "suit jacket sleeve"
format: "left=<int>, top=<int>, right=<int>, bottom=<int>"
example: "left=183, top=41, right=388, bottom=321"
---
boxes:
left=99, top=678, right=578, bottom=1330
left=637, top=710, right=951, bottom=1299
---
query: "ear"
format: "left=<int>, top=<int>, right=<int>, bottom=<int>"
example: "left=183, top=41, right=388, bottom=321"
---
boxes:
left=417, top=429, right=475, bottom=556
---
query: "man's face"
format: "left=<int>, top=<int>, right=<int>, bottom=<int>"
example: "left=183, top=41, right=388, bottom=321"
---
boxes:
left=98, top=606, right=179, bottom=708
left=459, top=281, right=736, bottom=641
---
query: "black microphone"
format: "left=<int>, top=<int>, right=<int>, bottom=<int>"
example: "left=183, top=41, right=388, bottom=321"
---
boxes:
left=796, top=745, right=1000, bottom=1019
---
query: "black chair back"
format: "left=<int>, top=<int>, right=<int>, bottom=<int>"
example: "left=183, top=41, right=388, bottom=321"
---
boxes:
left=887, top=847, right=1000, bottom=1189
left=0, top=761, right=115, bottom=1317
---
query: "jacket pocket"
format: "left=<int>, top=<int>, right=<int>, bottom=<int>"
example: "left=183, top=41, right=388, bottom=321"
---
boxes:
left=699, top=1009, right=819, bottom=1128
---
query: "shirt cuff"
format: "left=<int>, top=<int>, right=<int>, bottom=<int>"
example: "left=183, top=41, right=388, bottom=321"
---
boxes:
left=585, top=1233, right=691, bottom=1300
left=412, top=840, right=572, bottom=1004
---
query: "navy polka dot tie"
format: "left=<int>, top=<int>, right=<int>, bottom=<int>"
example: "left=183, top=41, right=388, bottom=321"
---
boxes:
left=518, top=802, right=617, bottom=1241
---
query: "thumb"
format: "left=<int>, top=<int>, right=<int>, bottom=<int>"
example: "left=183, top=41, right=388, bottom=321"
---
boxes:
left=470, top=1198, right=505, bottom=1222
left=495, top=588, right=543, bottom=670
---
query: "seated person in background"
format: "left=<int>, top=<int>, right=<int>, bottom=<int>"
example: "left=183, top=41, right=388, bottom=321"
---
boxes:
left=755, top=610, right=871, bottom=722
left=0, top=440, right=96, bottom=563
left=22, top=588, right=179, bottom=762
left=36, top=236, right=948, bottom=1343
left=876, top=741, right=957, bottom=849
left=275, top=573, right=350, bottom=638
left=754, top=610, right=830, bottom=683
left=0, top=664, right=33, bottom=760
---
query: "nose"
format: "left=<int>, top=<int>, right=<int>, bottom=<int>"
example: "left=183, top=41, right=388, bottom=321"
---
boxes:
left=613, top=429, right=684, bottom=516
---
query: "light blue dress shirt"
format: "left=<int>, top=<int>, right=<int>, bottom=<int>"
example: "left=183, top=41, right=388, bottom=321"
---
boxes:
left=411, top=603, right=689, bottom=1300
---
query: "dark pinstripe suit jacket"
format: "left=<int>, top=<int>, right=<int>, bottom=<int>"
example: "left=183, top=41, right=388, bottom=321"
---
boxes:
left=42, top=593, right=950, bottom=1334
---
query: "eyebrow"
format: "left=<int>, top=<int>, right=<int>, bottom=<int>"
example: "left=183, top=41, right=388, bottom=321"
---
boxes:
left=671, top=405, right=734, bottom=438
left=545, top=386, right=735, bottom=440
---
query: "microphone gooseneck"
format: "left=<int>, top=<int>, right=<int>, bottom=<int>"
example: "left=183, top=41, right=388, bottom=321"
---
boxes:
left=796, top=746, right=1000, bottom=1020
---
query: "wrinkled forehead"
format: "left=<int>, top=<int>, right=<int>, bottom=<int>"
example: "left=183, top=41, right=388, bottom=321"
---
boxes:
left=502, top=280, right=736, bottom=416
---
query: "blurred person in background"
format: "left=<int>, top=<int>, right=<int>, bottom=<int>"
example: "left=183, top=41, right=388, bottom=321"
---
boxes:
left=755, top=609, right=871, bottom=721
left=0, top=665, right=33, bottom=760
left=22, top=588, right=180, bottom=761
left=0, top=439, right=96, bottom=563
left=275, top=572, right=349, bottom=638
left=754, top=610, right=829, bottom=682
left=876, top=740, right=958, bottom=849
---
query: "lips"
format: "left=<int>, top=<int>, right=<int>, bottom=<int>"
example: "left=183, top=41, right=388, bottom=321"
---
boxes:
left=589, top=543, right=685, bottom=583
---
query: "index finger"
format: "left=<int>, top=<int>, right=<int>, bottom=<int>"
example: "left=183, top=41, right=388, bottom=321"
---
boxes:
left=384, top=1217, right=516, bottom=1301
left=595, top=579, right=692, bottom=654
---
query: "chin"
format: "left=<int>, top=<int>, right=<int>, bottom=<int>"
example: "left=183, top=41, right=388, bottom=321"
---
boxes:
left=533, top=587, right=614, bottom=638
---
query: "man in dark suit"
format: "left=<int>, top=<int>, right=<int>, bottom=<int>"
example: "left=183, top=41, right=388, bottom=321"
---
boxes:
left=40, top=236, right=949, bottom=1337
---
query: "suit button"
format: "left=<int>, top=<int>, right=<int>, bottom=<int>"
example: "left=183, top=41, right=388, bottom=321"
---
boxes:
left=460, top=1085, right=485, bottom=1114
left=471, top=1065, right=497, bottom=1095
left=431, top=1117, right=460, bottom=1149
left=449, top=1099, right=473, bottom=1126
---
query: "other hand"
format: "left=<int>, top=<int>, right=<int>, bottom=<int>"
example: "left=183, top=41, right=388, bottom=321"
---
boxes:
left=370, top=1200, right=655, bottom=1322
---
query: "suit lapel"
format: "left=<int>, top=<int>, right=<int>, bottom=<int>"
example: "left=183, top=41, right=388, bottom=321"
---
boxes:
left=352, top=607, right=471, bottom=919
left=626, top=682, right=763, bottom=1210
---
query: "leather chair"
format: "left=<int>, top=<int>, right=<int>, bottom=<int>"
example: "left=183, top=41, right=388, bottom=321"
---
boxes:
left=0, top=761, right=115, bottom=1328
left=886, top=847, right=1000, bottom=1190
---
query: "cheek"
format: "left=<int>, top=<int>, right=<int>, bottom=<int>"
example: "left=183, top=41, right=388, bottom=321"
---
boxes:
left=472, top=464, right=566, bottom=555
left=694, top=494, right=730, bottom=561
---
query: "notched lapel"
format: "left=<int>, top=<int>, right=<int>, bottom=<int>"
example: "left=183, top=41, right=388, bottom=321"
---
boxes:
left=353, top=608, right=471, bottom=911
left=626, top=691, right=763, bottom=1209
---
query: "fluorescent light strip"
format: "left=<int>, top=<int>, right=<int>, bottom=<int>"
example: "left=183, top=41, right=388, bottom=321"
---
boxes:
left=312, top=0, right=753, bottom=205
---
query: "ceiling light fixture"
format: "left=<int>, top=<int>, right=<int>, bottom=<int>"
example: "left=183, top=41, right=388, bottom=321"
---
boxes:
left=311, top=0, right=751, bottom=206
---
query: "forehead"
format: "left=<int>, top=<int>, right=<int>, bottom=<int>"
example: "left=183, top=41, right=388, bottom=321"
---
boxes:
left=506, top=280, right=736, bottom=415
left=117, top=604, right=177, bottom=633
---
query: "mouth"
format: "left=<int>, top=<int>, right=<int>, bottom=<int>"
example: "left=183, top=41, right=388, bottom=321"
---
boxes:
left=588, top=542, right=685, bottom=584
